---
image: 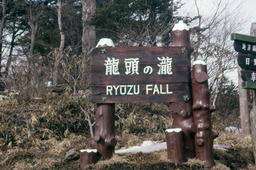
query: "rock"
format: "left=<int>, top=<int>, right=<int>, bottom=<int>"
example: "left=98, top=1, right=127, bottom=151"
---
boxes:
left=224, top=126, right=242, bottom=133
left=213, top=144, right=230, bottom=151
left=65, top=148, right=79, bottom=161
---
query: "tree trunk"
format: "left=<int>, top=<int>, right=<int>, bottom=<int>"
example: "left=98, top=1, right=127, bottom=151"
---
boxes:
left=5, top=27, right=16, bottom=78
left=58, top=0, right=65, bottom=54
left=82, top=0, right=96, bottom=58
left=0, top=0, right=6, bottom=74
left=249, top=22, right=256, bottom=164
left=53, top=0, right=65, bottom=86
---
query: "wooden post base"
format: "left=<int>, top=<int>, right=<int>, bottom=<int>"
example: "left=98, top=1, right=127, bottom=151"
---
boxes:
left=79, top=149, right=101, bottom=169
left=165, top=128, right=185, bottom=164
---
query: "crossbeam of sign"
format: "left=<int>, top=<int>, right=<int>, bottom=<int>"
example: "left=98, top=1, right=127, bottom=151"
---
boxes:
left=231, top=33, right=256, bottom=89
left=90, top=47, right=191, bottom=103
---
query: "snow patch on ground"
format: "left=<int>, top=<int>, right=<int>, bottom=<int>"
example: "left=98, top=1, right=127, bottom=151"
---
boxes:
left=115, top=141, right=166, bottom=154
left=115, top=140, right=230, bottom=154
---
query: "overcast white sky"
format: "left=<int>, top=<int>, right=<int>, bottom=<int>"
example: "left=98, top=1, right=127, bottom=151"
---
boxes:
left=179, top=0, right=256, bottom=34
left=178, top=0, right=256, bottom=85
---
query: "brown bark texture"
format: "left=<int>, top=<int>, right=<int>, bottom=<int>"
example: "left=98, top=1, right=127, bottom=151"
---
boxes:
left=88, top=104, right=117, bottom=160
left=249, top=22, right=256, bottom=164
left=79, top=150, right=100, bottom=169
left=0, top=0, right=6, bottom=73
left=170, top=101, right=196, bottom=159
left=168, top=24, right=195, bottom=161
left=192, top=63, right=218, bottom=168
left=165, top=129, right=185, bottom=164
left=82, top=0, right=96, bottom=57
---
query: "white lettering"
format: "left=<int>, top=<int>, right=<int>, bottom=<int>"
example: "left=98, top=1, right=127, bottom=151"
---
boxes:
left=242, top=43, right=246, bottom=50
left=246, top=58, right=250, bottom=65
left=251, top=72, right=256, bottom=82
left=134, top=85, right=140, bottom=95
left=253, top=45, right=256, bottom=52
left=159, top=84, right=166, bottom=94
left=146, top=84, right=153, bottom=95
left=248, top=44, right=251, bottom=51
left=143, top=66, right=153, bottom=74
left=120, top=85, right=127, bottom=95
left=127, top=85, right=133, bottom=95
left=166, top=84, right=173, bottom=94
left=113, top=85, right=119, bottom=95
left=124, top=58, right=140, bottom=75
left=106, top=85, right=141, bottom=95
left=153, top=85, right=160, bottom=94
left=157, top=57, right=173, bottom=75
left=106, top=85, right=113, bottom=95
left=104, top=57, right=120, bottom=75
left=106, top=84, right=172, bottom=96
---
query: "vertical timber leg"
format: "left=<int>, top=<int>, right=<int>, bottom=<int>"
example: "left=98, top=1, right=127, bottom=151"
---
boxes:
left=169, top=101, right=196, bottom=160
left=80, top=104, right=116, bottom=169
left=192, top=61, right=218, bottom=168
left=166, top=20, right=195, bottom=163
left=165, top=128, right=185, bottom=164
left=89, top=103, right=117, bottom=159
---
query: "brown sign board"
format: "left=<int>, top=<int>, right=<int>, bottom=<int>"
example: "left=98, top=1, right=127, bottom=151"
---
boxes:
left=90, top=47, right=191, bottom=103
left=237, top=53, right=256, bottom=71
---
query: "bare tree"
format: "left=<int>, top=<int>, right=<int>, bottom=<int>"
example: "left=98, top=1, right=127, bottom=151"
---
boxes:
left=27, top=1, right=43, bottom=73
left=53, top=0, right=65, bottom=86
left=82, top=0, right=96, bottom=57
left=0, top=0, right=6, bottom=73
left=190, top=0, right=245, bottom=103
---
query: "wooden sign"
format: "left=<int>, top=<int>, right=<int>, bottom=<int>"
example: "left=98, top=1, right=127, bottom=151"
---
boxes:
left=237, top=53, right=256, bottom=70
left=232, top=33, right=256, bottom=89
left=231, top=33, right=256, bottom=55
left=241, top=70, right=256, bottom=82
left=90, top=47, right=191, bottom=103
left=243, top=81, right=256, bottom=90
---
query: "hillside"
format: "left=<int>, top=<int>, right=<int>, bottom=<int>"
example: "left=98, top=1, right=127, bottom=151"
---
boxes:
left=0, top=94, right=254, bottom=169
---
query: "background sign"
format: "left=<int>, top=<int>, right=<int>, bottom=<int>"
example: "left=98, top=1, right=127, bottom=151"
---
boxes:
left=237, top=53, right=256, bottom=70
left=90, top=47, right=191, bottom=103
left=232, top=33, right=256, bottom=89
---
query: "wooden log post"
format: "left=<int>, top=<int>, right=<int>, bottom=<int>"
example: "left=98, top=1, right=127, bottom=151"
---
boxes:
left=168, top=21, right=196, bottom=161
left=165, top=128, right=185, bottom=164
left=89, top=39, right=117, bottom=159
left=170, top=101, right=196, bottom=160
left=249, top=22, right=256, bottom=164
left=80, top=39, right=116, bottom=168
left=88, top=104, right=117, bottom=159
left=79, top=149, right=100, bottom=169
left=192, top=61, right=218, bottom=168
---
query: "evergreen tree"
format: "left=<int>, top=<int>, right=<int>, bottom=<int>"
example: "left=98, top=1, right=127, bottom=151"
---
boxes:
left=93, top=0, right=193, bottom=46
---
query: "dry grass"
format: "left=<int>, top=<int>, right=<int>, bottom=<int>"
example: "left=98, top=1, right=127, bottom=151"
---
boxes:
left=0, top=96, right=255, bottom=169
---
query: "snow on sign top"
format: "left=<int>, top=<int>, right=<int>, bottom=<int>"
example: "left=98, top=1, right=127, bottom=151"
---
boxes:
left=172, top=21, right=189, bottom=31
left=80, top=149, right=97, bottom=153
left=193, top=60, right=206, bottom=65
left=165, top=128, right=182, bottom=133
left=96, top=38, right=115, bottom=48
